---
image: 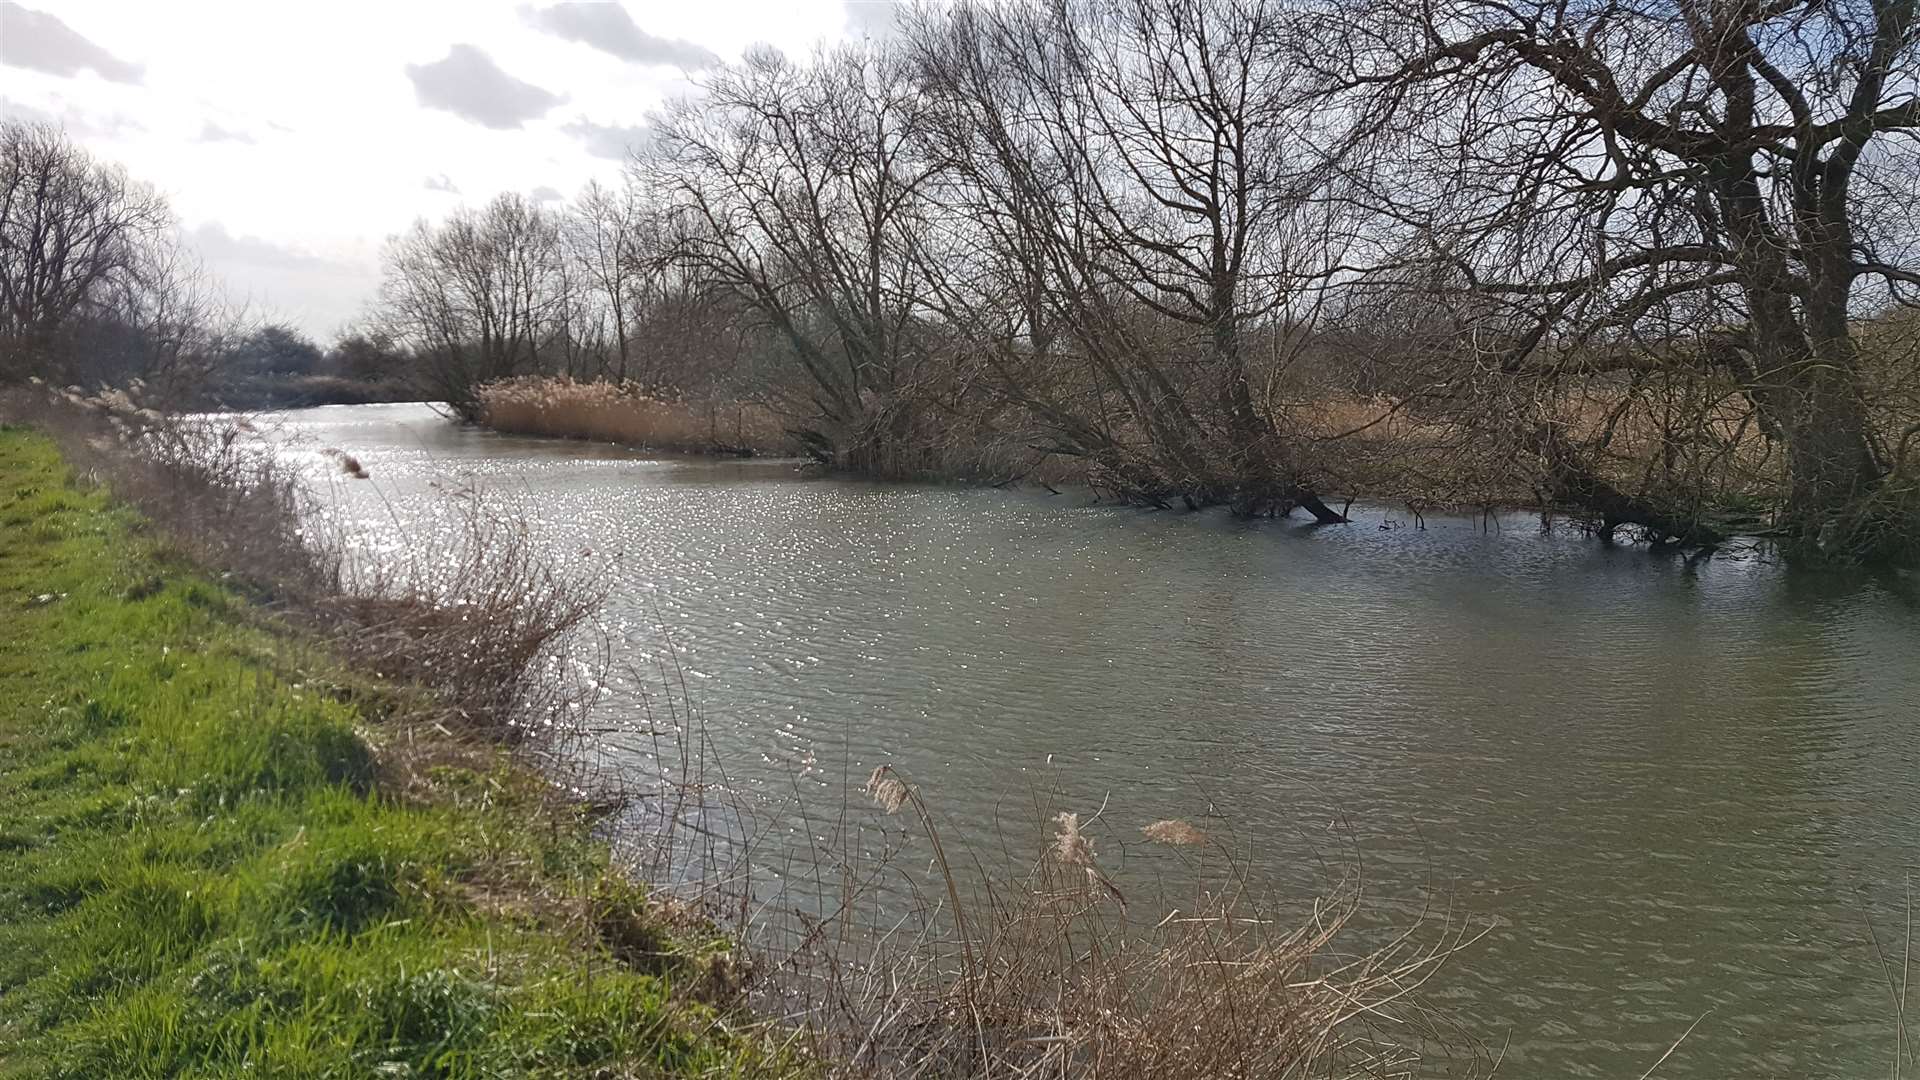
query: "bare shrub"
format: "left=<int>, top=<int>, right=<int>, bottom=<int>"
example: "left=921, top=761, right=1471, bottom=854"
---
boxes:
left=328, top=490, right=605, bottom=744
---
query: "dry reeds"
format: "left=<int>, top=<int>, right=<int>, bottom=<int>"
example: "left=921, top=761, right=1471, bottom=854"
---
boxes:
left=477, top=375, right=792, bottom=456
left=602, top=740, right=1488, bottom=1079
left=734, top=764, right=1490, bottom=1079
left=9, top=380, right=342, bottom=603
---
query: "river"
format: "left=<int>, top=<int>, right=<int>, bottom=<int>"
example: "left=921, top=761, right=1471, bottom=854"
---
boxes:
left=268, top=402, right=1918, bottom=1078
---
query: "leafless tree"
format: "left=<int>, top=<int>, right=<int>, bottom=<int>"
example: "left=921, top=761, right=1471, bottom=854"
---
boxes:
left=1314, top=0, right=1920, bottom=558
left=566, top=180, right=660, bottom=386
left=0, top=120, right=172, bottom=381
left=378, top=193, right=566, bottom=418
left=646, top=42, right=949, bottom=472
left=909, top=0, right=1355, bottom=519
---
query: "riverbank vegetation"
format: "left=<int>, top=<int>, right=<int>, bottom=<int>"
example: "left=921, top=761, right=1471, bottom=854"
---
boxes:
left=477, top=376, right=792, bottom=456
left=0, top=418, right=776, bottom=1076
left=362, top=0, right=1920, bottom=563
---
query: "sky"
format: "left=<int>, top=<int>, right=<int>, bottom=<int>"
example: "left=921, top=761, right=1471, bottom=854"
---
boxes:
left=0, top=0, right=893, bottom=339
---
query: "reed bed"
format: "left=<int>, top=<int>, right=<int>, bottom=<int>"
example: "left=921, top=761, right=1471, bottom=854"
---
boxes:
left=478, top=375, right=793, bottom=456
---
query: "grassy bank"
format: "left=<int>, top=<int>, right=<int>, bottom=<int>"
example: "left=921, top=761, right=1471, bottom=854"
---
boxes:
left=0, top=428, right=777, bottom=1078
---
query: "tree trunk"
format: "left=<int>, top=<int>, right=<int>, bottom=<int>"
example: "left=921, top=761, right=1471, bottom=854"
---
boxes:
left=1536, top=427, right=1724, bottom=547
left=1778, top=363, right=1885, bottom=552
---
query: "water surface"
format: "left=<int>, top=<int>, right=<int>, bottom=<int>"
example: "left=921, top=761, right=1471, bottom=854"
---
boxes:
left=273, top=403, right=1919, bottom=1078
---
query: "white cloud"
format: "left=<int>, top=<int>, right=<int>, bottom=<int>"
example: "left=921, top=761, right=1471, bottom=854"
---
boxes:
left=0, top=1, right=144, bottom=83
left=195, top=121, right=253, bottom=144
left=190, top=222, right=379, bottom=339
left=561, top=117, right=649, bottom=161
left=841, top=0, right=902, bottom=41
left=405, top=44, right=565, bottom=130
left=521, top=3, right=717, bottom=68
left=1, top=95, right=144, bottom=139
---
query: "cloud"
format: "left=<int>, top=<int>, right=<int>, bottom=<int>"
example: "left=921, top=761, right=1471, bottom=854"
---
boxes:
left=530, top=185, right=565, bottom=203
left=561, top=118, right=649, bottom=161
left=195, top=121, right=254, bottom=144
left=520, top=4, right=716, bottom=69
left=843, top=0, right=901, bottom=40
left=404, top=44, right=564, bottom=130
left=0, top=95, right=144, bottom=139
left=191, top=222, right=332, bottom=270
left=0, top=2, right=143, bottom=83
left=424, top=174, right=460, bottom=194
left=188, top=222, right=377, bottom=338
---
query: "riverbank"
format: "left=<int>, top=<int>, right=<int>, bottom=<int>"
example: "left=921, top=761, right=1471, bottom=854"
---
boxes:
left=0, top=392, right=1509, bottom=1077
left=464, top=377, right=1790, bottom=535
left=0, top=428, right=780, bottom=1077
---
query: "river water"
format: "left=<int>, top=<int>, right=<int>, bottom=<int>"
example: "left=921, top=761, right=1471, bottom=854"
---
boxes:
left=270, top=402, right=1918, bottom=1078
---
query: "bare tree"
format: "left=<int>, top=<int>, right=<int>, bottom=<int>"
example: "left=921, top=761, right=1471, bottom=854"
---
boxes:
left=567, top=180, right=656, bottom=386
left=1317, top=0, right=1920, bottom=558
left=0, top=120, right=172, bottom=381
left=910, top=0, right=1354, bottom=519
left=378, top=193, right=565, bottom=418
left=647, top=42, right=948, bottom=472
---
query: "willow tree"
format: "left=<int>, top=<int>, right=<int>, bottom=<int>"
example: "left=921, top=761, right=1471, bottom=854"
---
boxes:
left=646, top=43, right=946, bottom=473
left=910, top=0, right=1354, bottom=519
left=1321, top=0, right=1920, bottom=559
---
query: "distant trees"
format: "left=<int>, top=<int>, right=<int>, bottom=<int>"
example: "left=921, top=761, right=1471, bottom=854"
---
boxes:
left=227, top=324, right=324, bottom=378
left=326, top=329, right=407, bottom=384
left=378, top=193, right=566, bottom=418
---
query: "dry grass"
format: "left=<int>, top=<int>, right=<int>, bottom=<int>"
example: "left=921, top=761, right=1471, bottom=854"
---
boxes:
left=478, top=375, right=793, bottom=456
left=603, top=718, right=1489, bottom=1079
left=729, top=764, right=1490, bottom=1080
left=1278, top=383, right=1791, bottom=522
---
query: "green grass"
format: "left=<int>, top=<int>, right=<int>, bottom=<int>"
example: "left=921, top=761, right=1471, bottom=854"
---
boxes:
left=0, top=428, right=777, bottom=1078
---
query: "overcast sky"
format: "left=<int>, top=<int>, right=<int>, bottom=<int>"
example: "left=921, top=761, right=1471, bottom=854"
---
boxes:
left=1, top=0, right=890, bottom=338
